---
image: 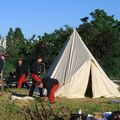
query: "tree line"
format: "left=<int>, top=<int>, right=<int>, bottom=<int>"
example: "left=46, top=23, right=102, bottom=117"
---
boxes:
left=2, top=9, right=120, bottom=78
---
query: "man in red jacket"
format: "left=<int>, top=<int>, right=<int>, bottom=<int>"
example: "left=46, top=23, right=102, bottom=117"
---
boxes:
left=29, top=56, right=43, bottom=96
left=16, top=58, right=30, bottom=89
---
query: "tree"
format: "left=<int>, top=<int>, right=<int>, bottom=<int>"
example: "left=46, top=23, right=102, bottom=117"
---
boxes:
left=14, top=27, right=25, bottom=55
left=6, top=28, right=15, bottom=58
left=77, top=9, right=120, bottom=78
left=4, top=9, right=120, bottom=78
left=34, top=25, right=73, bottom=65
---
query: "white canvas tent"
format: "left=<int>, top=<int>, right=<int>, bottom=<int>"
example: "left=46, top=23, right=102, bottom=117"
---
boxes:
left=47, top=29, right=120, bottom=98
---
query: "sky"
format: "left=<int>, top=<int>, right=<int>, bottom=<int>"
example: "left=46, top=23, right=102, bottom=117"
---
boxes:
left=0, top=0, right=120, bottom=38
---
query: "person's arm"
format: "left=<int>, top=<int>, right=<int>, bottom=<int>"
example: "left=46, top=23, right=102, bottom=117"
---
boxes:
left=38, top=82, right=43, bottom=88
left=0, top=59, right=3, bottom=73
left=15, top=66, right=19, bottom=80
left=30, top=62, right=38, bottom=74
left=24, top=65, right=29, bottom=77
left=46, top=86, right=52, bottom=97
left=0, top=59, right=3, bottom=78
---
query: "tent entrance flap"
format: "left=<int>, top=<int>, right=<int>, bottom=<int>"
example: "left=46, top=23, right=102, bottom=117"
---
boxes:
left=85, top=68, right=93, bottom=98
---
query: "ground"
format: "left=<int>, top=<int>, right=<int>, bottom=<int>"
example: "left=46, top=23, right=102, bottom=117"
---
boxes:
left=0, top=88, right=120, bottom=120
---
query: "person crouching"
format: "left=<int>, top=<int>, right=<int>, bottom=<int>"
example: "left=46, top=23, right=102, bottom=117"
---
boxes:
left=16, top=58, right=30, bottom=89
left=42, top=77, right=60, bottom=104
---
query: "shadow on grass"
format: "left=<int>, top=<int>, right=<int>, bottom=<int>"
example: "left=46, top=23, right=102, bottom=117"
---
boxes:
left=10, top=92, right=27, bottom=97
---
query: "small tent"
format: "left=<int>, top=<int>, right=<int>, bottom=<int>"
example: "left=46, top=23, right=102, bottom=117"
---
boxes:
left=47, top=29, right=120, bottom=98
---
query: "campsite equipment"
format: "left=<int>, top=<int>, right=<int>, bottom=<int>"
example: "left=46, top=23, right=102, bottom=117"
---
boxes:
left=107, top=110, right=120, bottom=120
left=94, top=112, right=103, bottom=119
left=47, top=29, right=120, bottom=98
left=86, top=114, right=95, bottom=120
left=110, top=100, right=120, bottom=104
left=102, top=112, right=112, bottom=119
left=69, top=113, right=81, bottom=120
left=69, top=109, right=83, bottom=120
left=78, top=109, right=82, bottom=115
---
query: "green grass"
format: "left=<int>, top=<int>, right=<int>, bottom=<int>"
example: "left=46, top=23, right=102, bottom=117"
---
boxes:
left=0, top=88, right=120, bottom=120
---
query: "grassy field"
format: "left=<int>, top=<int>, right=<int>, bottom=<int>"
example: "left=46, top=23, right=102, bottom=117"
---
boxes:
left=0, top=88, right=120, bottom=120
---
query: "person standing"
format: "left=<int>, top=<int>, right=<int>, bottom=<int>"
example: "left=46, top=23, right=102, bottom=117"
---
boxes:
left=0, top=52, right=7, bottom=78
left=29, top=56, right=43, bottom=96
left=16, top=58, right=30, bottom=89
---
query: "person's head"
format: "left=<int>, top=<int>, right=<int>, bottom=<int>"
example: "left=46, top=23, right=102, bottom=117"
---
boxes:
left=18, top=58, right=23, bottom=66
left=37, top=58, right=42, bottom=63
left=1, top=52, right=7, bottom=61
left=36, top=55, right=43, bottom=63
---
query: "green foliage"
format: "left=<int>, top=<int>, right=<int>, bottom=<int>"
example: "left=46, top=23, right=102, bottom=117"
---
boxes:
left=77, top=9, right=120, bottom=78
left=6, top=28, right=14, bottom=58
left=35, top=25, right=73, bottom=65
left=4, top=60, right=16, bottom=77
left=6, top=27, right=25, bottom=63
left=4, top=9, right=120, bottom=78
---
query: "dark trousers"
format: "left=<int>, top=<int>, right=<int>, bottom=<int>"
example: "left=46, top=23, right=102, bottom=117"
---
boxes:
left=29, top=74, right=42, bottom=96
left=48, top=82, right=60, bottom=103
left=29, top=80, right=44, bottom=96
left=23, top=82, right=30, bottom=89
left=17, top=74, right=30, bottom=89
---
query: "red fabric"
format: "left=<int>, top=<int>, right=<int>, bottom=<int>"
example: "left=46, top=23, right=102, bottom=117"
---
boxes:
left=29, top=74, right=42, bottom=96
left=17, top=74, right=27, bottom=88
left=31, top=74, right=42, bottom=82
left=2, top=52, right=7, bottom=59
left=48, top=82, right=60, bottom=103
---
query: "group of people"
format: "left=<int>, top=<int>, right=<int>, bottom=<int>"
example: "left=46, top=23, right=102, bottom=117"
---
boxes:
left=0, top=52, right=60, bottom=104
